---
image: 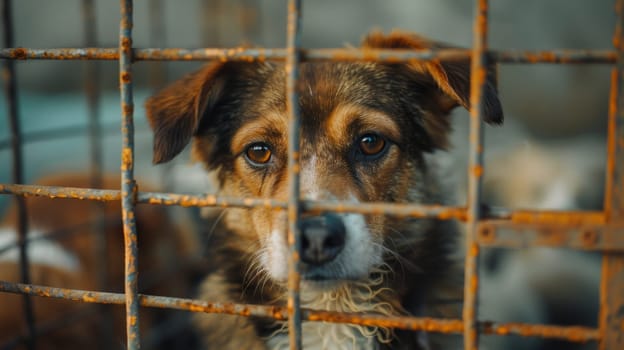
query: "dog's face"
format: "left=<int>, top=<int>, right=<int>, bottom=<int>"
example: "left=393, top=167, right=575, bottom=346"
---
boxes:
left=146, top=31, right=502, bottom=286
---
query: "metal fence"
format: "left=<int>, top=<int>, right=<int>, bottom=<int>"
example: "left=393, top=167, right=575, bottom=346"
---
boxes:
left=1, top=0, right=623, bottom=349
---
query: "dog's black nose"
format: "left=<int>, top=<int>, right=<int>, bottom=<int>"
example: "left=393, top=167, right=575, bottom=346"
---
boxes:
left=300, top=214, right=346, bottom=266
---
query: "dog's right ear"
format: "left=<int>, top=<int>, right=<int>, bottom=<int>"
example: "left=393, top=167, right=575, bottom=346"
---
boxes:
left=145, top=62, right=232, bottom=164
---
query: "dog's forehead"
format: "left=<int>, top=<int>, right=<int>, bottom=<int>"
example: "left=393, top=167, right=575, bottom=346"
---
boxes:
left=246, top=62, right=416, bottom=134
left=225, top=61, right=432, bottom=159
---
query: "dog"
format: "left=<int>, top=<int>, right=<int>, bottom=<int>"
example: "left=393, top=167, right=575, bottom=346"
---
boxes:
left=0, top=173, right=197, bottom=349
left=146, top=30, right=503, bottom=349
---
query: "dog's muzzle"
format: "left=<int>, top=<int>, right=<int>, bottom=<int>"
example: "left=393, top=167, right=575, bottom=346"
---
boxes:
left=299, top=213, right=346, bottom=267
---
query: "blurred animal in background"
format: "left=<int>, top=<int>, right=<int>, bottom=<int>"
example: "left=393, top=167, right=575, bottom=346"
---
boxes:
left=476, top=136, right=604, bottom=350
left=0, top=173, right=199, bottom=350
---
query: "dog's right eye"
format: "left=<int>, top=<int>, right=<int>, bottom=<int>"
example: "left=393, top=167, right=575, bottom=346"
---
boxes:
left=244, top=143, right=273, bottom=166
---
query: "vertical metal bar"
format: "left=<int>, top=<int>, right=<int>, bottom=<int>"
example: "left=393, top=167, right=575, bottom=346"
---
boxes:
left=81, top=1, right=112, bottom=349
left=464, top=0, right=489, bottom=349
left=119, top=0, right=140, bottom=349
left=599, top=0, right=624, bottom=348
left=2, top=1, right=36, bottom=349
left=285, top=0, right=302, bottom=349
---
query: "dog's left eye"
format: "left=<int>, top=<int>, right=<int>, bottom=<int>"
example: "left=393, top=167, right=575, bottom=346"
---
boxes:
left=245, top=143, right=272, bottom=165
left=358, top=133, right=387, bottom=157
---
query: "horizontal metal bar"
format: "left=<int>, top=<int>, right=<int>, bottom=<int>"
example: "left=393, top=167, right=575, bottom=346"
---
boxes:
left=477, top=221, right=624, bottom=251
left=0, top=47, right=617, bottom=64
left=480, top=321, right=600, bottom=343
left=302, top=201, right=467, bottom=219
left=0, top=184, right=610, bottom=226
left=140, top=191, right=286, bottom=209
left=0, top=183, right=122, bottom=202
left=0, top=281, right=600, bottom=342
left=509, top=210, right=606, bottom=225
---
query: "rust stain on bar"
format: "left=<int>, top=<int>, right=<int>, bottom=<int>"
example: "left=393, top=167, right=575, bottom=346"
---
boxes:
left=511, top=210, right=606, bottom=225
left=0, top=281, right=601, bottom=341
left=285, top=0, right=303, bottom=348
left=5, top=183, right=609, bottom=224
left=118, top=0, right=140, bottom=349
left=0, top=47, right=617, bottom=64
left=599, top=1, right=624, bottom=349
left=476, top=221, right=624, bottom=252
left=482, top=322, right=599, bottom=342
left=464, top=0, right=489, bottom=349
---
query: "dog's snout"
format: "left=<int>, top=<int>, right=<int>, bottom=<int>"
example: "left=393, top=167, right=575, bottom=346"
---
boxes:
left=300, top=214, right=346, bottom=266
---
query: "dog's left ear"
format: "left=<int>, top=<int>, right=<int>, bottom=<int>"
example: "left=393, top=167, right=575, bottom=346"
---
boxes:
left=362, top=30, right=503, bottom=125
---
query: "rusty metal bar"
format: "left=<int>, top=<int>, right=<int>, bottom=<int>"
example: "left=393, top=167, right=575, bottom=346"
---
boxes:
left=0, top=183, right=612, bottom=224
left=479, top=322, right=599, bottom=343
left=1, top=1, right=36, bottom=348
left=285, top=0, right=302, bottom=348
left=476, top=221, right=624, bottom=252
left=0, top=47, right=617, bottom=64
left=0, top=281, right=601, bottom=342
left=464, top=0, right=489, bottom=349
left=509, top=210, right=606, bottom=225
left=599, top=0, right=624, bottom=348
left=118, top=0, right=140, bottom=349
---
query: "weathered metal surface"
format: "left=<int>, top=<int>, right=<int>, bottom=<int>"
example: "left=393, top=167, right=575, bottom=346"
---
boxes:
left=285, top=0, right=303, bottom=349
left=0, top=183, right=612, bottom=224
left=0, top=47, right=618, bottom=64
left=599, top=1, right=624, bottom=348
left=477, top=221, right=624, bottom=251
left=510, top=210, right=606, bottom=225
left=463, top=0, right=489, bottom=349
left=118, top=1, right=140, bottom=349
left=0, top=281, right=601, bottom=342
left=0, top=183, right=122, bottom=201
left=480, top=322, right=600, bottom=343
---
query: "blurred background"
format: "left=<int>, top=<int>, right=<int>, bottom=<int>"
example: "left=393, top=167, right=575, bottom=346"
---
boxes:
left=0, top=0, right=615, bottom=349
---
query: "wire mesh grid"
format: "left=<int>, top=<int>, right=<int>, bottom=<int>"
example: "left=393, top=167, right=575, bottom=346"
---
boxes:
left=0, top=0, right=623, bottom=349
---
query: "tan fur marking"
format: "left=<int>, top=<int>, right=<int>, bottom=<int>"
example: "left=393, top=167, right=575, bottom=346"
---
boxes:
left=231, top=112, right=288, bottom=155
left=325, top=104, right=401, bottom=146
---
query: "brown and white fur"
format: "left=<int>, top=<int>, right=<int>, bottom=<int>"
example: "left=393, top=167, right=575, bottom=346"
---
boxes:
left=146, top=30, right=503, bottom=349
